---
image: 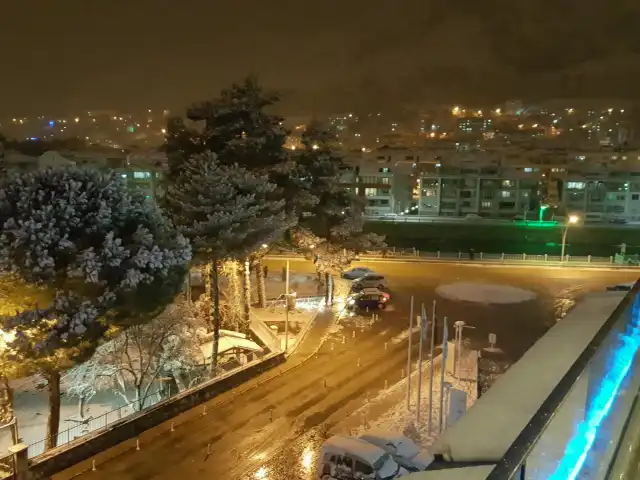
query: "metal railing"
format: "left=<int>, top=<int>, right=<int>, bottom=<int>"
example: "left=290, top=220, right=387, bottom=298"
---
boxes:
left=27, top=388, right=164, bottom=458
left=267, top=248, right=633, bottom=267
left=486, top=282, right=640, bottom=479
left=0, top=452, right=13, bottom=479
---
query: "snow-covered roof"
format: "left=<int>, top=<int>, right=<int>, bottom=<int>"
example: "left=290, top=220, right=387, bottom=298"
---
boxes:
left=430, top=291, right=627, bottom=462
left=322, top=434, right=386, bottom=465
left=199, top=334, right=263, bottom=361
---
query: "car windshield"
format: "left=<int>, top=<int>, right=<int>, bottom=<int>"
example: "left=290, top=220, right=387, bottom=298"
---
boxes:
left=375, top=454, right=400, bottom=478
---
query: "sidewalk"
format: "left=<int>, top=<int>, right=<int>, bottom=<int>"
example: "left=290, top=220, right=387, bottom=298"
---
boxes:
left=287, top=310, right=336, bottom=363
left=330, top=349, right=478, bottom=448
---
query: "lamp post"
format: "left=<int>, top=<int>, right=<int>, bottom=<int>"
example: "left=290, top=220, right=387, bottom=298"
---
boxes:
left=561, top=215, right=580, bottom=261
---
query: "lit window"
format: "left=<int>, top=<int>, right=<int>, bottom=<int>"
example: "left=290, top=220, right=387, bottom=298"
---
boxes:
left=524, top=168, right=533, bottom=173
left=502, top=180, right=513, bottom=187
left=567, top=182, right=585, bottom=190
left=501, top=191, right=511, bottom=198
left=133, top=171, right=152, bottom=179
left=482, top=201, right=491, bottom=208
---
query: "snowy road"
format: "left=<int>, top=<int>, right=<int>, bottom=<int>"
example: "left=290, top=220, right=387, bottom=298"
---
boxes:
left=56, top=261, right=638, bottom=480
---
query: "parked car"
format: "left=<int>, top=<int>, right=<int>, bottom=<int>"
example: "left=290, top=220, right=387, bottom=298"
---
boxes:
left=343, top=267, right=376, bottom=280
left=607, top=282, right=634, bottom=292
left=346, top=289, right=390, bottom=311
left=353, top=274, right=388, bottom=290
left=359, top=430, right=434, bottom=472
left=351, top=287, right=391, bottom=301
left=317, top=434, right=407, bottom=480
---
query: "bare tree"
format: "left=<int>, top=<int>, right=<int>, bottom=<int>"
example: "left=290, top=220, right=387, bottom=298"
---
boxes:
left=66, top=300, right=202, bottom=412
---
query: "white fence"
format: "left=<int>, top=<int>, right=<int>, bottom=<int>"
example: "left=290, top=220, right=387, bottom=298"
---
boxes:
left=267, top=248, right=637, bottom=267
left=27, top=389, right=165, bottom=459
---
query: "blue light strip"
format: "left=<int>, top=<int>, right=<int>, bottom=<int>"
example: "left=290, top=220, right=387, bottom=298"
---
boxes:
left=549, top=304, right=640, bottom=480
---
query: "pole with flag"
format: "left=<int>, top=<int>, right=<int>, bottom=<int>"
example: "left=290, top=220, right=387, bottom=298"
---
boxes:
left=406, top=296, right=414, bottom=410
left=439, top=316, right=449, bottom=433
left=416, top=305, right=425, bottom=424
left=428, top=300, right=436, bottom=434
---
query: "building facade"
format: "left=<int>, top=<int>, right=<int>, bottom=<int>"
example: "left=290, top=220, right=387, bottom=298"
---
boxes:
left=344, top=146, right=640, bottom=222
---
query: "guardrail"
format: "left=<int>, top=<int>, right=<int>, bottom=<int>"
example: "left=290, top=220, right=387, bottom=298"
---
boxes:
left=486, top=282, right=640, bottom=478
left=266, top=249, right=635, bottom=267
left=30, top=352, right=285, bottom=478
left=27, top=389, right=164, bottom=458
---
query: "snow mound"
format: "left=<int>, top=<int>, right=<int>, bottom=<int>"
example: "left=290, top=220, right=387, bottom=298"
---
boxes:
left=436, top=282, right=536, bottom=304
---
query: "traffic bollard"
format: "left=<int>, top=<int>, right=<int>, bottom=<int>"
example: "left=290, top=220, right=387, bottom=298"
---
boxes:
left=207, top=443, right=212, bottom=455
left=269, top=409, right=274, bottom=422
left=203, top=404, right=207, bottom=416
left=342, top=335, right=346, bottom=344
left=136, top=438, right=140, bottom=451
left=357, top=357, right=361, bottom=367
left=384, top=342, right=388, bottom=350
left=384, top=379, right=388, bottom=389
left=352, top=330, right=356, bottom=338
left=92, top=460, right=97, bottom=471
left=170, top=422, right=175, bottom=432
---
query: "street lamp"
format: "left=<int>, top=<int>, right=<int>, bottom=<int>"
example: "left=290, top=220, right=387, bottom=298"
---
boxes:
left=561, top=215, right=580, bottom=261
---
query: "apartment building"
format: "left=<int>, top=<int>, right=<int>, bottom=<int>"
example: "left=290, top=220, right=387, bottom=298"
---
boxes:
left=4, top=149, right=163, bottom=198
left=347, top=145, right=640, bottom=222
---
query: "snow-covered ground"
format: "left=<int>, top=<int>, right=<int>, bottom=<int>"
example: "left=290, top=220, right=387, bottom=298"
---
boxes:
left=332, top=350, right=478, bottom=450
left=260, top=273, right=322, bottom=300
left=436, top=282, right=537, bottom=304
left=12, top=375, right=146, bottom=452
left=251, top=305, right=320, bottom=352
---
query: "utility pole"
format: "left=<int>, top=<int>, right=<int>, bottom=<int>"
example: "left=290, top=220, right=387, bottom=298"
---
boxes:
left=285, top=260, right=290, bottom=352
left=416, top=311, right=424, bottom=425
left=428, top=300, right=436, bottom=434
left=406, top=296, right=414, bottom=410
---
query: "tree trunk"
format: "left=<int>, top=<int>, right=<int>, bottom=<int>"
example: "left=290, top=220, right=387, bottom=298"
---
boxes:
left=227, top=261, right=241, bottom=330
left=210, top=260, right=221, bottom=377
left=204, top=263, right=213, bottom=333
left=242, top=259, right=251, bottom=332
left=0, top=375, right=14, bottom=427
left=186, top=268, right=192, bottom=306
left=255, top=258, right=267, bottom=308
left=45, top=370, right=61, bottom=450
left=324, top=272, right=331, bottom=305
left=78, top=396, right=86, bottom=419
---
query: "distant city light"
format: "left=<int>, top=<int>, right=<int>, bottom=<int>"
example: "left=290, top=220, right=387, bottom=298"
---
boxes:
left=48, top=121, right=55, bottom=127
left=74, top=117, right=80, bottom=123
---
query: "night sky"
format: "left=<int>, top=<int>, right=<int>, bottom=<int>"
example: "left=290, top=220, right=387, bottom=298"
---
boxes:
left=3, top=0, right=640, bottom=115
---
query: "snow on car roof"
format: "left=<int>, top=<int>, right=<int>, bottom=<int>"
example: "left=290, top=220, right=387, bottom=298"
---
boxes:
left=359, top=430, right=420, bottom=459
left=323, top=434, right=386, bottom=464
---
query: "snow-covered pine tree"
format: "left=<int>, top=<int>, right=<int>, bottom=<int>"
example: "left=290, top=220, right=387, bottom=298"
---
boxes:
left=164, top=152, right=290, bottom=372
left=289, top=123, right=385, bottom=288
left=0, top=167, right=191, bottom=449
left=186, top=77, right=289, bottom=171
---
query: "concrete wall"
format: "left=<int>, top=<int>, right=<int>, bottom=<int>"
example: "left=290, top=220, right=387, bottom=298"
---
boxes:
left=29, top=353, right=285, bottom=479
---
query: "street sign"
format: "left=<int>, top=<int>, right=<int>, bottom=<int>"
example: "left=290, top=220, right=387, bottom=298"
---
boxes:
left=489, top=333, right=497, bottom=348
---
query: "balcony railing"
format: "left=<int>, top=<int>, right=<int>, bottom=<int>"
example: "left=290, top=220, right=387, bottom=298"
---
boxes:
left=486, top=282, right=640, bottom=479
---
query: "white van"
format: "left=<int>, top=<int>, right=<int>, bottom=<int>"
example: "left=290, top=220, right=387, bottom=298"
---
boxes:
left=318, top=434, right=407, bottom=479
left=359, top=430, right=434, bottom=472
